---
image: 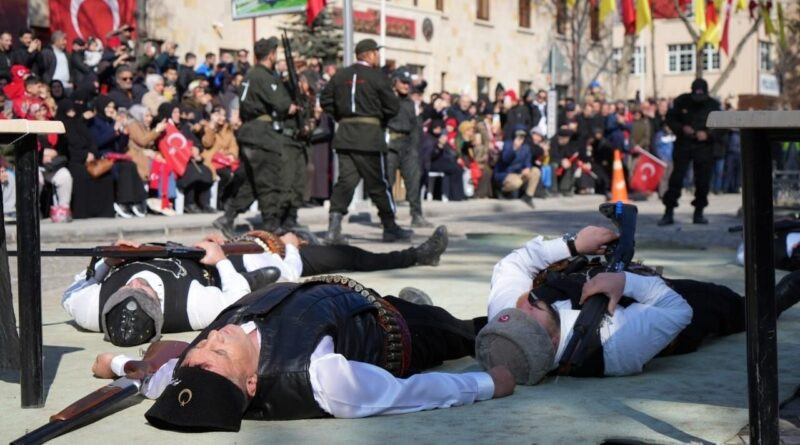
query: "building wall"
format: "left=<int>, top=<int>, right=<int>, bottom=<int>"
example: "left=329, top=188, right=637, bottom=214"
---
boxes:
left=608, top=9, right=782, bottom=103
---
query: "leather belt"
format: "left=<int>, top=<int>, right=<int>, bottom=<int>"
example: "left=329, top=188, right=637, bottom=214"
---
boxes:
left=304, top=275, right=412, bottom=377
left=256, top=114, right=274, bottom=123
left=340, top=116, right=381, bottom=126
left=388, top=130, right=410, bottom=140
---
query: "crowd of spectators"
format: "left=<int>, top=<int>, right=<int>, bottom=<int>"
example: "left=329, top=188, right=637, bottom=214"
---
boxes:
left=0, top=25, right=747, bottom=223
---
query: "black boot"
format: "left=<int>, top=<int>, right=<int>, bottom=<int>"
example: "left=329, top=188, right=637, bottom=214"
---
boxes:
left=213, top=206, right=239, bottom=239
left=241, top=267, right=281, bottom=291
left=777, top=270, right=800, bottom=315
left=411, top=212, right=433, bottom=228
left=693, top=208, right=709, bottom=224
left=657, top=207, right=675, bottom=226
left=324, top=212, right=347, bottom=245
left=521, top=194, right=535, bottom=209
left=414, top=225, right=448, bottom=266
left=382, top=220, right=414, bottom=242
left=281, top=208, right=309, bottom=232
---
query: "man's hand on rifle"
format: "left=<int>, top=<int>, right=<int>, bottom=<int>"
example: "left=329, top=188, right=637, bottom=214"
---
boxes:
left=195, top=240, right=226, bottom=266
left=280, top=233, right=301, bottom=248
left=580, top=272, right=626, bottom=314
left=574, top=226, right=618, bottom=255
left=104, top=239, right=141, bottom=267
left=92, top=352, right=117, bottom=379
left=288, top=103, right=299, bottom=115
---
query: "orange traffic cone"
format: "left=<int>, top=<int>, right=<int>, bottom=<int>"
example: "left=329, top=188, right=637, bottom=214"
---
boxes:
left=610, top=149, right=629, bottom=203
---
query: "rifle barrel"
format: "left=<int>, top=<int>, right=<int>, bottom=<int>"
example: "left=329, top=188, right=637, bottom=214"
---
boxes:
left=10, top=379, right=140, bottom=445
left=8, top=243, right=264, bottom=258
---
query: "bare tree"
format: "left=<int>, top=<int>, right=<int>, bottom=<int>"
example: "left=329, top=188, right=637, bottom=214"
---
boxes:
left=775, top=2, right=800, bottom=108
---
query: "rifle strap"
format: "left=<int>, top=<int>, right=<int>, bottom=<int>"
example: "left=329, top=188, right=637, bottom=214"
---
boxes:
left=557, top=295, right=608, bottom=377
left=86, top=256, right=102, bottom=280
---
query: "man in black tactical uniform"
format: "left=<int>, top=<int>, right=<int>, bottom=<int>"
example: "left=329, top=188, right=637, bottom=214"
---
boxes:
left=319, top=38, right=413, bottom=244
left=386, top=66, right=431, bottom=228
left=658, top=78, right=721, bottom=226
left=214, top=37, right=297, bottom=234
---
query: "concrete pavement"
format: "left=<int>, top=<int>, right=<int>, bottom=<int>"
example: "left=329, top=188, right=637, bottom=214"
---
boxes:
left=4, top=191, right=798, bottom=444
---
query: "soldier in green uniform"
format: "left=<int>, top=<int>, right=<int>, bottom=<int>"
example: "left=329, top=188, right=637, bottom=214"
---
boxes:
left=320, top=38, right=413, bottom=244
left=213, top=37, right=297, bottom=235
left=386, top=66, right=431, bottom=228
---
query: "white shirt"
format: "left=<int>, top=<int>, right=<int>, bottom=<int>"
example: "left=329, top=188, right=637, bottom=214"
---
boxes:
left=53, top=47, right=70, bottom=85
left=241, top=244, right=303, bottom=283
left=488, top=236, right=693, bottom=376
left=533, top=100, right=547, bottom=136
left=111, top=323, right=495, bottom=417
left=62, top=258, right=251, bottom=332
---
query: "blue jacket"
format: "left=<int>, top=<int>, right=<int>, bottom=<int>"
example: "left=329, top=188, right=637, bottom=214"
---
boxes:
left=493, top=139, right=532, bottom=184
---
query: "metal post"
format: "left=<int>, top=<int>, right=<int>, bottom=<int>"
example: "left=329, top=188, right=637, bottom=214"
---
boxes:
left=379, top=0, right=386, bottom=67
left=343, top=0, right=354, bottom=66
left=15, top=134, right=43, bottom=408
left=741, top=128, right=779, bottom=443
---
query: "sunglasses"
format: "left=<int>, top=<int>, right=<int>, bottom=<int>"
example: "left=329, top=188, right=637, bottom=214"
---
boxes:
left=119, top=76, right=133, bottom=81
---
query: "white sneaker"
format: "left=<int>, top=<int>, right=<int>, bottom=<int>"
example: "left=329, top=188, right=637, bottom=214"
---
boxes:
left=114, top=203, right=133, bottom=218
left=130, top=203, right=147, bottom=218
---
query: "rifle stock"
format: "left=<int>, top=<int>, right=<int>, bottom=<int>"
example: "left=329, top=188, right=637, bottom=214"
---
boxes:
left=10, top=341, right=189, bottom=445
left=9, top=242, right=265, bottom=258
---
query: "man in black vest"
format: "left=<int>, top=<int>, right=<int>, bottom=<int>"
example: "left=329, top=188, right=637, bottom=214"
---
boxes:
left=476, top=226, right=800, bottom=384
left=319, top=38, right=412, bottom=244
left=91, top=278, right=515, bottom=431
left=62, top=238, right=281, bottom=347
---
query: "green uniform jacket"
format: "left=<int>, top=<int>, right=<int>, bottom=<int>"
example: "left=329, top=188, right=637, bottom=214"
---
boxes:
left=238, top=64, right=293, bottom=152
left=319, top=63, right=399, bottom=153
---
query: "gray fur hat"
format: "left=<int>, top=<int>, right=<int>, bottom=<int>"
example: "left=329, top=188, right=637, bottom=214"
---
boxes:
left=475, top=308, right=555, bottom=385
left=100, top=286, right=164, bottom=345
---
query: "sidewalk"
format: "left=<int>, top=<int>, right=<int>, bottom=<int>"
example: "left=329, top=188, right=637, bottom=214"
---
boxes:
left=7, top=192, right=746, bottom=248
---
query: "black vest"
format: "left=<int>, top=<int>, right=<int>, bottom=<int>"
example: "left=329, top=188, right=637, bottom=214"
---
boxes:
left=535, top=264, right=635, bottom=378
left=176, top=282, right=386, bottom=420
left=98, top=258, right=217, bottom=333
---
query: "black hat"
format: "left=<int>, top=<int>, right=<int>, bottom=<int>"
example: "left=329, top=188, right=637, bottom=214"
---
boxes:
left=254, top=37, right=279, bottom=60
left=557, top=127, right=575, bottom=137
left=691, top=78, right=709, bottom=95
left=145, top=366, right=248, bottom=432
left=355, top=38, right=381, bottom=54
left=73, top=37, right=86, bottom=46
left=393, top=66, right=413, bottom=83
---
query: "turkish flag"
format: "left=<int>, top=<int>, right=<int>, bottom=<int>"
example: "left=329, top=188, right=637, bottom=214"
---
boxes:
left=307, top=0, right=327, bottom=26
left=630, top=148, right=667, bottom=192
left=158, top=122, right=193, bottom=177
left=49, top=0, right=136, bottom=47
left=621, top=0, right=637, bottom=34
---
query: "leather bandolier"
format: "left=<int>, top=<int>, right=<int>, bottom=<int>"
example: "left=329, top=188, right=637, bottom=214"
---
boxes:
left=174, top=276, right=411, bottom=421
left=98, top=258, right=218, bottom=333
left=532, top=256, right=662, bottom=377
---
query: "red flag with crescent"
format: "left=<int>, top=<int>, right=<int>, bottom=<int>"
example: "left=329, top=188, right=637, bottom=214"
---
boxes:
left=48, top=0, right=136, bottom=47
left=157, top=122, right=192, bottom=177
left=630, top=148, right=667, bottom=192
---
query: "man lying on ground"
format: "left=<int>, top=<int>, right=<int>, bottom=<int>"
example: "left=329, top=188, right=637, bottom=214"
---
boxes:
left=474, top=226, right=800, bottom=383
left=63, top=228, right=449, bottom=346
left=91, top=276, right=513, bottom=431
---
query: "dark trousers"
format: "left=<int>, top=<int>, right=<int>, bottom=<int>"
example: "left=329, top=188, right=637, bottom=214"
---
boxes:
left=387, top=138, right=423, bottom=216
left=659, top=279, right=745, bottom=356
left=662, top=144, right=713, bottom=211
left=385, top=296, right=487, bottom=374
left=329, top=150, right=396, bottom=225
left=430, top=157, right=465, bottom=201
left=113, top=161, right=147, bottom=204
left=300, top=244, right=417, bottom=276
left=280, top=142, right=308, bottom=223
left=215, top=167, right=234, bottom=209
left=227, top=145, right=282, bottom=227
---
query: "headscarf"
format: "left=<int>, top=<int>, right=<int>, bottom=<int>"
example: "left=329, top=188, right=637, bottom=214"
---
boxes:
left=154, top=102, right=179, bottom=128
left=128, top=104, right=149, bottom=124
left=93, top=95, right=116, bottom=121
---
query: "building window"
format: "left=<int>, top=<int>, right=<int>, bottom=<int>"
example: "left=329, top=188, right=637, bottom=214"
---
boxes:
left=477, top=0, right=490, bottom=20
left=612, top=47, right=646, bottom=74
left=407, top=64, right=425, bottom=78
left=436, top=0, right=444, bottom=11
left=667, top=43, right=695, bottom=73
left=477, top=76, right=492, bottom=96
left=590, top=2, right=600, bottom=41
left=556, top=0, right=567, bottom=34
left=760, top=41, right=773, bottom=71
left=519, top=81, right=532, bottom=95
left=519, top=0, right=531, bottom=28
left=702, top=43, right=720, bottom=71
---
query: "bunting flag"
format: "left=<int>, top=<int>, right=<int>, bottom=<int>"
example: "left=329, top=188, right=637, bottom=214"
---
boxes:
left=635, top=0, right=653, bottom=33
left=599, top=0, right=617, bottom=21
left=699, top=0, right=722, bottom=48
left=735, top=0, right=747, bottom=12
left=694, top=0, right=707, bottom=31
left=761, top=1, right=776, bottom=34
left=568, top=0, right=577, bottom=8
left=622, top=0, right=637, bottom=34
left=777, top=2, right=787, bottom=47
left=720, top=0, right=733, bottom=54
left=306, top=0, right=327, bottom=27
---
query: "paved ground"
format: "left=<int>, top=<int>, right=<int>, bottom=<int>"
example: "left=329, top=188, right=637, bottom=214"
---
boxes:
left=2, top=191, right=797, bottom=444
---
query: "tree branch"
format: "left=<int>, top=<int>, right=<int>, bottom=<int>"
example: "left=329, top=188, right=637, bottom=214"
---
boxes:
left=671, top=0, right=700, bottom=41
left=710, top=15, right=763, bottom=94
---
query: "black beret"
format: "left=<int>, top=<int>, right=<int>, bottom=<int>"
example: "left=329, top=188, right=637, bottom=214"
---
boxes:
left=145, top=366, right=248, bottom=432
left=355, top=38, right=381, bottom=54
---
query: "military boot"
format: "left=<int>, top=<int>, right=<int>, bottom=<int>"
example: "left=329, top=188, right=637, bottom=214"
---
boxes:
left=777, top=270, right=800, bottom=315
left=657, top=207, right=675, bottom=226
left=411, top=212, right=434, bottom=228
left=382, top=220, right=414, bottom=243
left=324, top=212, right=347, bottom=245
left=414, top=225, right=448, bottom=266
left=241, top=267, right=281, bottom=291
left=693, top=208, right=709, bottom=225
left=213, top=207, right=238, bottom=240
